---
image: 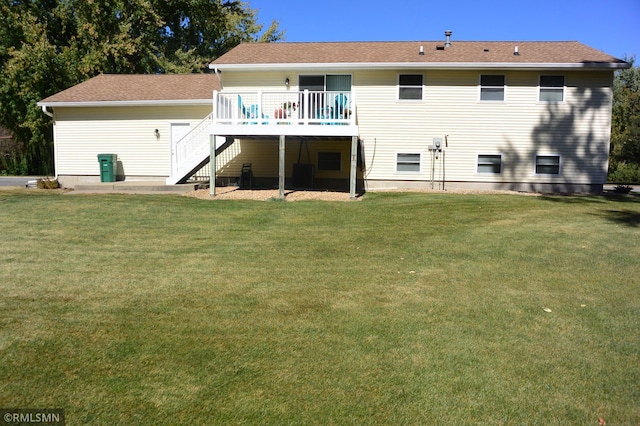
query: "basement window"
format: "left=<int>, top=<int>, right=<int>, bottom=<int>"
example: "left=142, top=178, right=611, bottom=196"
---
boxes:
left=535, top=155, right=561, bottom=175
left=477, top=154, right=502, bottom=174
left=397, top=153, right=421, bottom=172
left=480, top=74, right=505, bottom=101
left=398, top=74, right=423, bottom=100
left=318, top=152, right=341, bottom=171
left=539, top=75, right=565, bottom=102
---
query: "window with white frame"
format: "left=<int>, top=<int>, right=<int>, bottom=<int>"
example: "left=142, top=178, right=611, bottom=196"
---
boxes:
left=535, top=155, right=561, bottom=175
left=396, top=153, right=421, bottom=172
left=480, top=75, right=505, bottom=101
left=398, top=74, right=423, bottom=100
left=539, top=75, right=565, bottom=102
left=477, top=154, right=502, bottom=174
left=317, top=152, right=341, bottom=171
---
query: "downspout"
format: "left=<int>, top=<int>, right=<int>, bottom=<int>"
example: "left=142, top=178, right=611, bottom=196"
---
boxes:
left=41, top=105, right=53, bottom=118
left=213, top=67, right=223, bottom=89
left=40, top=105, right=57, bottom=180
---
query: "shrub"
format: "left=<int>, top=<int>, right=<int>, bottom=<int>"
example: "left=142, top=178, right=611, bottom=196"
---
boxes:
left=36, top=177, right=59, bottom=189
left=0, top=154, right=28, bottom=175
left=608, top=162, right=640, bottom=184
left=613, top=185, right=633, bottom=194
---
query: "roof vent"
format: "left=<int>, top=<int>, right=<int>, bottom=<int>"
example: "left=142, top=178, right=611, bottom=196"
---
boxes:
left=514, top=46, right=520, bottom=56
left=444, top=30, right=452, bottom=48
left=419, top=45, right=424, bottom=55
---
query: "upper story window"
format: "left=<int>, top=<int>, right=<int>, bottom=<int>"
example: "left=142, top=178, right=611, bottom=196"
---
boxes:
left=398, top=74, right=423, bottom=100
left=480, top=75, right=505, bottom=101
left=539, top=75, right=565, bottom=102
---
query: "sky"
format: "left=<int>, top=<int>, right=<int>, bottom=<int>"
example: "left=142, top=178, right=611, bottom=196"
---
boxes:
left=248, top=0, right=639, bottom=61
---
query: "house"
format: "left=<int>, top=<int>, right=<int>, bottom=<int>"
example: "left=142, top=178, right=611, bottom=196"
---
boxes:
left=39, top=32, right=630, bottom=197
left=38, top=74, right=221, bottom=187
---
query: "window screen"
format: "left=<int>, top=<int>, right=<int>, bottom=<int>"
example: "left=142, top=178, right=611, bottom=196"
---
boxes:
left=535, top=155, right=561, bottom=174
left=399, top=75, right=423, bottom=100
left=540, top=75, right=564, bottom=102
left=480, top=75, right=505, bottom=101
left=477, top=155, right=502, bottom=173
left=397, top=153, right=421, bottom=172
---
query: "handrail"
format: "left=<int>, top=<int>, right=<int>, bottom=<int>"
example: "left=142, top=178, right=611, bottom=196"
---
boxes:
left=171, top=112, right=214, bottom=180
left=213, top=90, right=355, bottom=126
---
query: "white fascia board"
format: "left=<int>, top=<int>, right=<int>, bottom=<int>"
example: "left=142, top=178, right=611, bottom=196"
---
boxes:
left=37, top=99, right=213, bottom=108
left=211, top=62, right=629, bottom=71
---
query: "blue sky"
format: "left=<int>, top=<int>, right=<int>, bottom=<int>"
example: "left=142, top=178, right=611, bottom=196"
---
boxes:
left=249, top=0, right=639, bottom=61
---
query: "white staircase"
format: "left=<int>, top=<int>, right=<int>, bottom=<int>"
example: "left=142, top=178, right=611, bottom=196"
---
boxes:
left=166, top=113, right=216, bottom=185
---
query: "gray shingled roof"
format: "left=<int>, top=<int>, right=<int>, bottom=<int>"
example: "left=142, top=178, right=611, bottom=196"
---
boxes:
left=211, top=41, right=626, bottom=68
left=39, top=74, right=220, bottom=105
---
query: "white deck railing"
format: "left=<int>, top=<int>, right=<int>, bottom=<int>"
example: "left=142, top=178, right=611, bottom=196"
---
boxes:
left=213, top=90, right=355, bottom=126
left=167, top=112, right=214, bottom=185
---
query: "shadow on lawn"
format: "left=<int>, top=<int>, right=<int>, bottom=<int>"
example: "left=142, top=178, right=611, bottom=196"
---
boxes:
left=538, top=194, right=640, bottom=227
left=539, top=193, right=640, bottom=204
left=594, top=209, right=640, bottom=227
left=539, top=195, right=608, bottom=204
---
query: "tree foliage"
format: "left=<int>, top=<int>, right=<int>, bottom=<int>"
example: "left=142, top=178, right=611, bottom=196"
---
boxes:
left=0, top=0, right=283, bottom=174
left=610, top=56, right=640, bottom=183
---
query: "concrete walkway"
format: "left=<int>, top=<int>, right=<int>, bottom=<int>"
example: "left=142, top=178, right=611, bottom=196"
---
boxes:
left=67, top=181, right=203, bottom=195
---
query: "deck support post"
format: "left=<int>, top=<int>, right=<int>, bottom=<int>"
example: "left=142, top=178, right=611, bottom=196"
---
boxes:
left=350, top=136, right=358, bottom=200
left=209, top=134, right=216, bottom=196
left=279, top=135, right=285, bottom=200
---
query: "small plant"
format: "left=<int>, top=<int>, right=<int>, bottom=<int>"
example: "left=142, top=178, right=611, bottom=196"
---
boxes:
left=613, top=185, right=633, bottom=194
left=36, top=176, right=59, bottom=189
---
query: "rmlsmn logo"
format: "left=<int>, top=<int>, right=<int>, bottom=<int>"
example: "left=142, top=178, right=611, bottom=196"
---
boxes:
left=1, top=409, right=65, bottom=426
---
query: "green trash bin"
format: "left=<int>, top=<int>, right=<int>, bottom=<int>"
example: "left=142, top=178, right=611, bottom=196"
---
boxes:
left=97, top=154, right=117, bottom=182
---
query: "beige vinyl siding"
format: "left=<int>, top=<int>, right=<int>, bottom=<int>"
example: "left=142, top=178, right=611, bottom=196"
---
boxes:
left=221, top=71, right=293, bottom=91
left=54, top=105, right=211, bottom=177
left=220, top=68, right=613, bottom=188
left=216, top=138, right=351, bottom=179
left=222, top=70, right=353, bottom=93
left=219, top=71, right=354, bottom=180
left=353, top=69, right=612, bottom=185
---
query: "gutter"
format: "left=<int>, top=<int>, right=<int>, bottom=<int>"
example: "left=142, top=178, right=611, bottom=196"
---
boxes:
left=37, top=99, right=213, bottom=108
left=210, top=61, right=631, bottom=71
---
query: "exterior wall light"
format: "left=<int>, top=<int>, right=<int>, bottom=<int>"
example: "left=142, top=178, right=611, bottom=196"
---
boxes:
left=285, top=78, right=290, bottom=87
left=155, top=129, right=160, bottom=138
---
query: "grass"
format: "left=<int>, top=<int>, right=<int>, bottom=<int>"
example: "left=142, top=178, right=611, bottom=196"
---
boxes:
left=0, top=189, right=639, bottom=424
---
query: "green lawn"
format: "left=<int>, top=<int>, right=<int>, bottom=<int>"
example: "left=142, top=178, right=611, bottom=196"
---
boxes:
left=1, top=189, right=638, bottom=425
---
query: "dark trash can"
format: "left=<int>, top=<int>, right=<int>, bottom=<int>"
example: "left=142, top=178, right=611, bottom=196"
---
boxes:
left=97, top=154, right=117, bottom=182
left=239, top=163, right=253, bottom=189
left=292, top=163, right=314, bottom=189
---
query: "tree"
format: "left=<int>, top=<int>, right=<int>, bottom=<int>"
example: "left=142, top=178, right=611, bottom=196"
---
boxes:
left=609, top=56, right=640, bottom=183
left=0, top=0, right=283, bottom=175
